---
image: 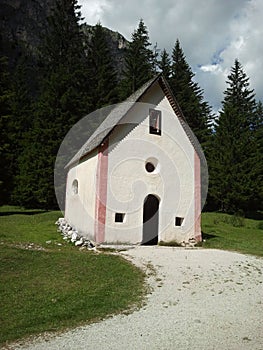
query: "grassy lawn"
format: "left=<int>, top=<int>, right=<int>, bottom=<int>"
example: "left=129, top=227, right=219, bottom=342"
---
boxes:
left=201, top=212, right=263, bottom=257
left=1, top=207, right=262, bottom=346
left=0, top=206, right=145, bottom=346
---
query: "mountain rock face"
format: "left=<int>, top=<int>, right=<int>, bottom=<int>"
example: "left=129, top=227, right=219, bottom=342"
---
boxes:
left=82, top=24, right=128, bottom=79
left=0, top=0, right=55, bottom=63
left=0, top=0, right=128, bottom=76
left=106, top=28, right=128, bottom=79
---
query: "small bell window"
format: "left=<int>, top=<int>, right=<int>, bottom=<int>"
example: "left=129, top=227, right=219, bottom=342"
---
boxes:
left=149, top=109, right=161, bottom=135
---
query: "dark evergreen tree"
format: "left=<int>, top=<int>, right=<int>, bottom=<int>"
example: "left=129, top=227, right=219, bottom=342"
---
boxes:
left=38, top=0, right=90, bottom=123
left=250, top=100, right=263, bottom=211
left=209, top=59, right=258, bottom=213
left=41, top=0, right=83, bottom=66
left=152, top=42, right=160, bottom=74
left=0, top=24, right=37, bottom=205
left=13, top=0, right=90, bottom=209
left=170, top=39, right=212, bottom=146
left=158, top=49, right=171, bottom=80
left=120, top=19, right=155, bottom=99
left=253, top=101, right=263, bottom=147
left=10, top=55, right=34, bottom=163
left=86, top=23, right=118, bottom=110
left=0, top=56, right=13, bottom=204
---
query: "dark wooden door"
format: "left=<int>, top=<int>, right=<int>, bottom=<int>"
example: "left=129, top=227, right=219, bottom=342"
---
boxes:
left=142, top=195, right=159, bottom=245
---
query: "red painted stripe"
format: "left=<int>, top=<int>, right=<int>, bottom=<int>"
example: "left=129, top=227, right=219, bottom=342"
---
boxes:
left=64, top=172, right=69, bottom=219
left=194, top=152, right=202, bottom=242
left=94, top=139, right=109, bottom=243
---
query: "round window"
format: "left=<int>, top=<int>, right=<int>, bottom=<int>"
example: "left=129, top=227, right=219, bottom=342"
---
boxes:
left=145, top=158, right=159, bottom=174
left=145, top=162, right=155, bottom=173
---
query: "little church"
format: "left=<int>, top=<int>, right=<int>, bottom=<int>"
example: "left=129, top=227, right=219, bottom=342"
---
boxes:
left=65, top=74, right=204, bottom=245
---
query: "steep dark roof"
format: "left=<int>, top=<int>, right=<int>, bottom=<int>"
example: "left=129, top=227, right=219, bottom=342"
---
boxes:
left=66, top=74, right=205, bottom=168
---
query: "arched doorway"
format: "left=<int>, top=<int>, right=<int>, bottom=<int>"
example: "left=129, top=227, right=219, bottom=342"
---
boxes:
left=142, top=194, right=159, bottom=245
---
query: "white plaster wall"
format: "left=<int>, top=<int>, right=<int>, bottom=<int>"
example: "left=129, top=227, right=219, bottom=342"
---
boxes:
left=65, top=150, right=98, bottom=241
left=104, top=83, right=197, bottom=244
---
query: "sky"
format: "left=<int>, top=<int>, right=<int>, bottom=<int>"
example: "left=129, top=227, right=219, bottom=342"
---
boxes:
left=78, top=0, right=263, bottom=113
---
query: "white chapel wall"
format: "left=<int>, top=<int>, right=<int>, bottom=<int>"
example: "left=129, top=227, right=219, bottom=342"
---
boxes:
left=65, top=150, right=98, bottom=241
left=104, top=83, right=197, bottom=244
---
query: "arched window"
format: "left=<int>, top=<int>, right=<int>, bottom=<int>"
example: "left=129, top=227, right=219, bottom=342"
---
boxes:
left=72, top=179, right=78, bottom=195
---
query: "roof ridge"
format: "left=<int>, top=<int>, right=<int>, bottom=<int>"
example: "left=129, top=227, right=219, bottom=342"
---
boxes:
left=65, top=74, right=205, bottom=169
left=65, top=75, right=160, bottom=168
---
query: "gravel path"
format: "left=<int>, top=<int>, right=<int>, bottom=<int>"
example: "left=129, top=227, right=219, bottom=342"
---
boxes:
left=6, top=247, right=263, bottom=350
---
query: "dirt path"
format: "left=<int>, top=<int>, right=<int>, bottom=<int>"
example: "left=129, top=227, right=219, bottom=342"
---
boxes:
left=7, top=247, right=263, bottom=350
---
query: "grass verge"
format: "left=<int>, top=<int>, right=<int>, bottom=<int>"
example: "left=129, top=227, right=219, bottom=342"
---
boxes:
left=0, top=206, right=145, bottom=346
left=201, top=212, right=263, bottom=257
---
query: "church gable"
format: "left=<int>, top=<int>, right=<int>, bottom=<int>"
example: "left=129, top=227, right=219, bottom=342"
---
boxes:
left=66, top=74, right=203, bottom=169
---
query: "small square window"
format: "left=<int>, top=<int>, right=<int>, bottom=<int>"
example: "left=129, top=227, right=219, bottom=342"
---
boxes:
left=149, top=109, right=161, bottom=135
left=175, top=217, right=184, bottom=226
left=115, top=213, right=125, bottom=223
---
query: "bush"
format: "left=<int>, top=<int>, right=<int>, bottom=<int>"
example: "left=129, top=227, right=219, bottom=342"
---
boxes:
left=231, top=211, right=245, bottom=227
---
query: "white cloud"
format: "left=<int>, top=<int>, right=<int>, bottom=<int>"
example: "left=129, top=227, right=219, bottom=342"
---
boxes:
left=78, top=0, right=263, bottom=111
left=78, top=0, right=111, bottom=24
left=200, top=65, right=222, bottom=74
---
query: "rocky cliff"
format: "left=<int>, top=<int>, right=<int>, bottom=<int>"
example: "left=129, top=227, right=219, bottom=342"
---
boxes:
left=0, top=0, right=128, bottom=75
left=0, top=0, right=54, bottom=62
left=82, top=23, right=128, bottom=79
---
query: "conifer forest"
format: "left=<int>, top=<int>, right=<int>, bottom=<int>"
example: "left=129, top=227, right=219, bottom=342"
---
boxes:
left=0, top=0, right=262, bottom=215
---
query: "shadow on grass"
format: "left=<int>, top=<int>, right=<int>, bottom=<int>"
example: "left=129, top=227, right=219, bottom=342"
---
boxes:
left=0, top=211, right=48, bottom=217
left=245, top=211, right=263, bottom=221
left=202, top=232, right=217, bottom=240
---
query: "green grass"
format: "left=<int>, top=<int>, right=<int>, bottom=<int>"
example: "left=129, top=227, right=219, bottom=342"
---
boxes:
left=0, top=206, right=145, bottom=346
left=1, top=207, right=262, bottom=345
left=201, top=212, right=263, bottom=256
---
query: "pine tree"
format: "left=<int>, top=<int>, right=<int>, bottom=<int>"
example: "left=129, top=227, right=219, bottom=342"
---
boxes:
left=10, top=56, right=33, bottom=157
left=0, top=56, right=13, bottom=204
left=0, top=29, right=36, bottom=205
left=209, top=59, right=258, bottom=213
left=120, top=19, right=155, bottom=99
left=86, top=23, right=118, bottom=110
left=250, top=100, right=263, bottom=211
left=254, top=101, right=263, bottom=151
left=13, top=0, right=90, bottom=209
left=42, top=0, right=83, bottom=66
left=38, top=0, right=89, bottom=118
left=158, top=49, right=171, bottom=80
left=152, top=42, right=160, bottom=74
left=169, top=39, right=212, bottom=146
